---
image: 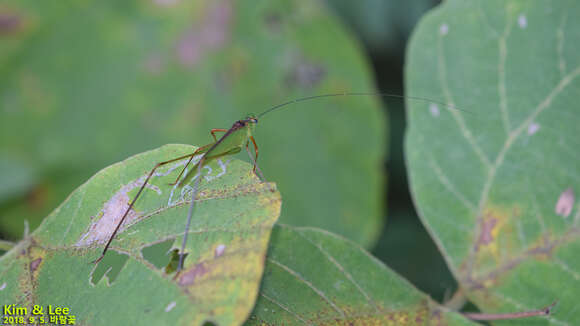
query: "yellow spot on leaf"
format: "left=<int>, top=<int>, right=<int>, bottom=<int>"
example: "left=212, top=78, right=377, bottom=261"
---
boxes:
left=476, top=204, right=518, bottom=267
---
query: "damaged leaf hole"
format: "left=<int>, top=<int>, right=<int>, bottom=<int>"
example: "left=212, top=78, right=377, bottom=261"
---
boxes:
left=90, top=241, right=191, bottom=285
left=142, top=239, right=174, bottom=269
left=141, top=239, right=188, bottom=275
left=90, top=251, right=129, bottom=286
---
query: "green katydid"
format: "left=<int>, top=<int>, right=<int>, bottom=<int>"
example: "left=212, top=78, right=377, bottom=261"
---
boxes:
left=92, top=92, right=472, bottom=274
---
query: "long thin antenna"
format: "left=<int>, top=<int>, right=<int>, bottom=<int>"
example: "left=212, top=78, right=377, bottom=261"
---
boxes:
left=257, top=91, right=473, bottom=118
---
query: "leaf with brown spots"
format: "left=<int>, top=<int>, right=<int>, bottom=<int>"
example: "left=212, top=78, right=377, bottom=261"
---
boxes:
left=406, top=1, right=580, bottom=324
left=0, top=144, right=280, bottom=326
left=245, top=225, right=478, bottom=326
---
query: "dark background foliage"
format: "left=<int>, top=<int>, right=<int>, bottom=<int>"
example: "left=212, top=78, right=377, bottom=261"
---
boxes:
left=326, top=0, right=456, bottom=302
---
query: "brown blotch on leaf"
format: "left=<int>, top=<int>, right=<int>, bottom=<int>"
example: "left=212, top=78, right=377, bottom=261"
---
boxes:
left=29, top=258, right=42, bottom=272
left=0, top=13, right=21, bottom=35
left=476, top=215, right=498, bottom=250
left=176, top=1, right=232, bottom=67
left=415, top=315, right=423, bottom=324
left=263, top=12, right=282, bottom=34
left=528, top=235, right=556, bottom=258
left=414, top=300, right=429, bottom=324
left=397, top=311, right=409, bottom=324
left=430, top=309, right=443, bottom=325
left=555, top=187, right=574, bottom=218
left=285, top=58, right=326, bottom=89
left=178, top=262, right=208, bottom=286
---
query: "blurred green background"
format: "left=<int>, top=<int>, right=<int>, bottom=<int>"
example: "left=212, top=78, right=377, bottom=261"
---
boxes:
left=0, top=0, right=456, bottom=303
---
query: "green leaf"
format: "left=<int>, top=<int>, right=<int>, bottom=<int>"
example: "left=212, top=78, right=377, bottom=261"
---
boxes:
left=406, top=1, right=580, bottom=324
left=0, top=0, right=385, bottom=248
left=0, top=144, right=281, bottom=326
left=245, top=225, right=478, bottom=326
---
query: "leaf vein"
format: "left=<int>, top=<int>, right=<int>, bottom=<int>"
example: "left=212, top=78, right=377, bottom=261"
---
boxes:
left=554, top=258, right=580, bottom=281
left=268, top=258, right=347, bottom=318
left=259, top=293, right=314, bottom=325
left=295, top=229, right=380, bottom=312
left=437, top=28, right=492, bottom=169
left=429, top=158, right=477, bottom=211
left=497, top=13, right=513, bottom=134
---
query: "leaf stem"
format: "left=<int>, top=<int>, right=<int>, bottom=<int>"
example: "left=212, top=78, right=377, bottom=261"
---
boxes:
left=463, top=301, right=558, bottom=321
left=444, top=288, right=467, bottom=310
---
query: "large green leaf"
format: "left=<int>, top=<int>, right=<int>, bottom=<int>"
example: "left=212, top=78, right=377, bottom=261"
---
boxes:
left=0, top=0, right=384, bottom=248
left=406, top=1, right=580, bottom=324
left=245, top=225, right=478, bottom=326
left=0, top=144, right=281, bottom=326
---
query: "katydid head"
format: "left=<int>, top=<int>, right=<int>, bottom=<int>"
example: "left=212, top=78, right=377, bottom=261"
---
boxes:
left=244, top=114, right=258, bottom=124
left=240, top=114, right=258, bottom=129
left=233, top=114, right=258, bottom=132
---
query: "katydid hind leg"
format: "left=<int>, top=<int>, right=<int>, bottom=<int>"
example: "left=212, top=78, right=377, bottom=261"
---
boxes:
left=92, top=151, right=201, bottom=265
